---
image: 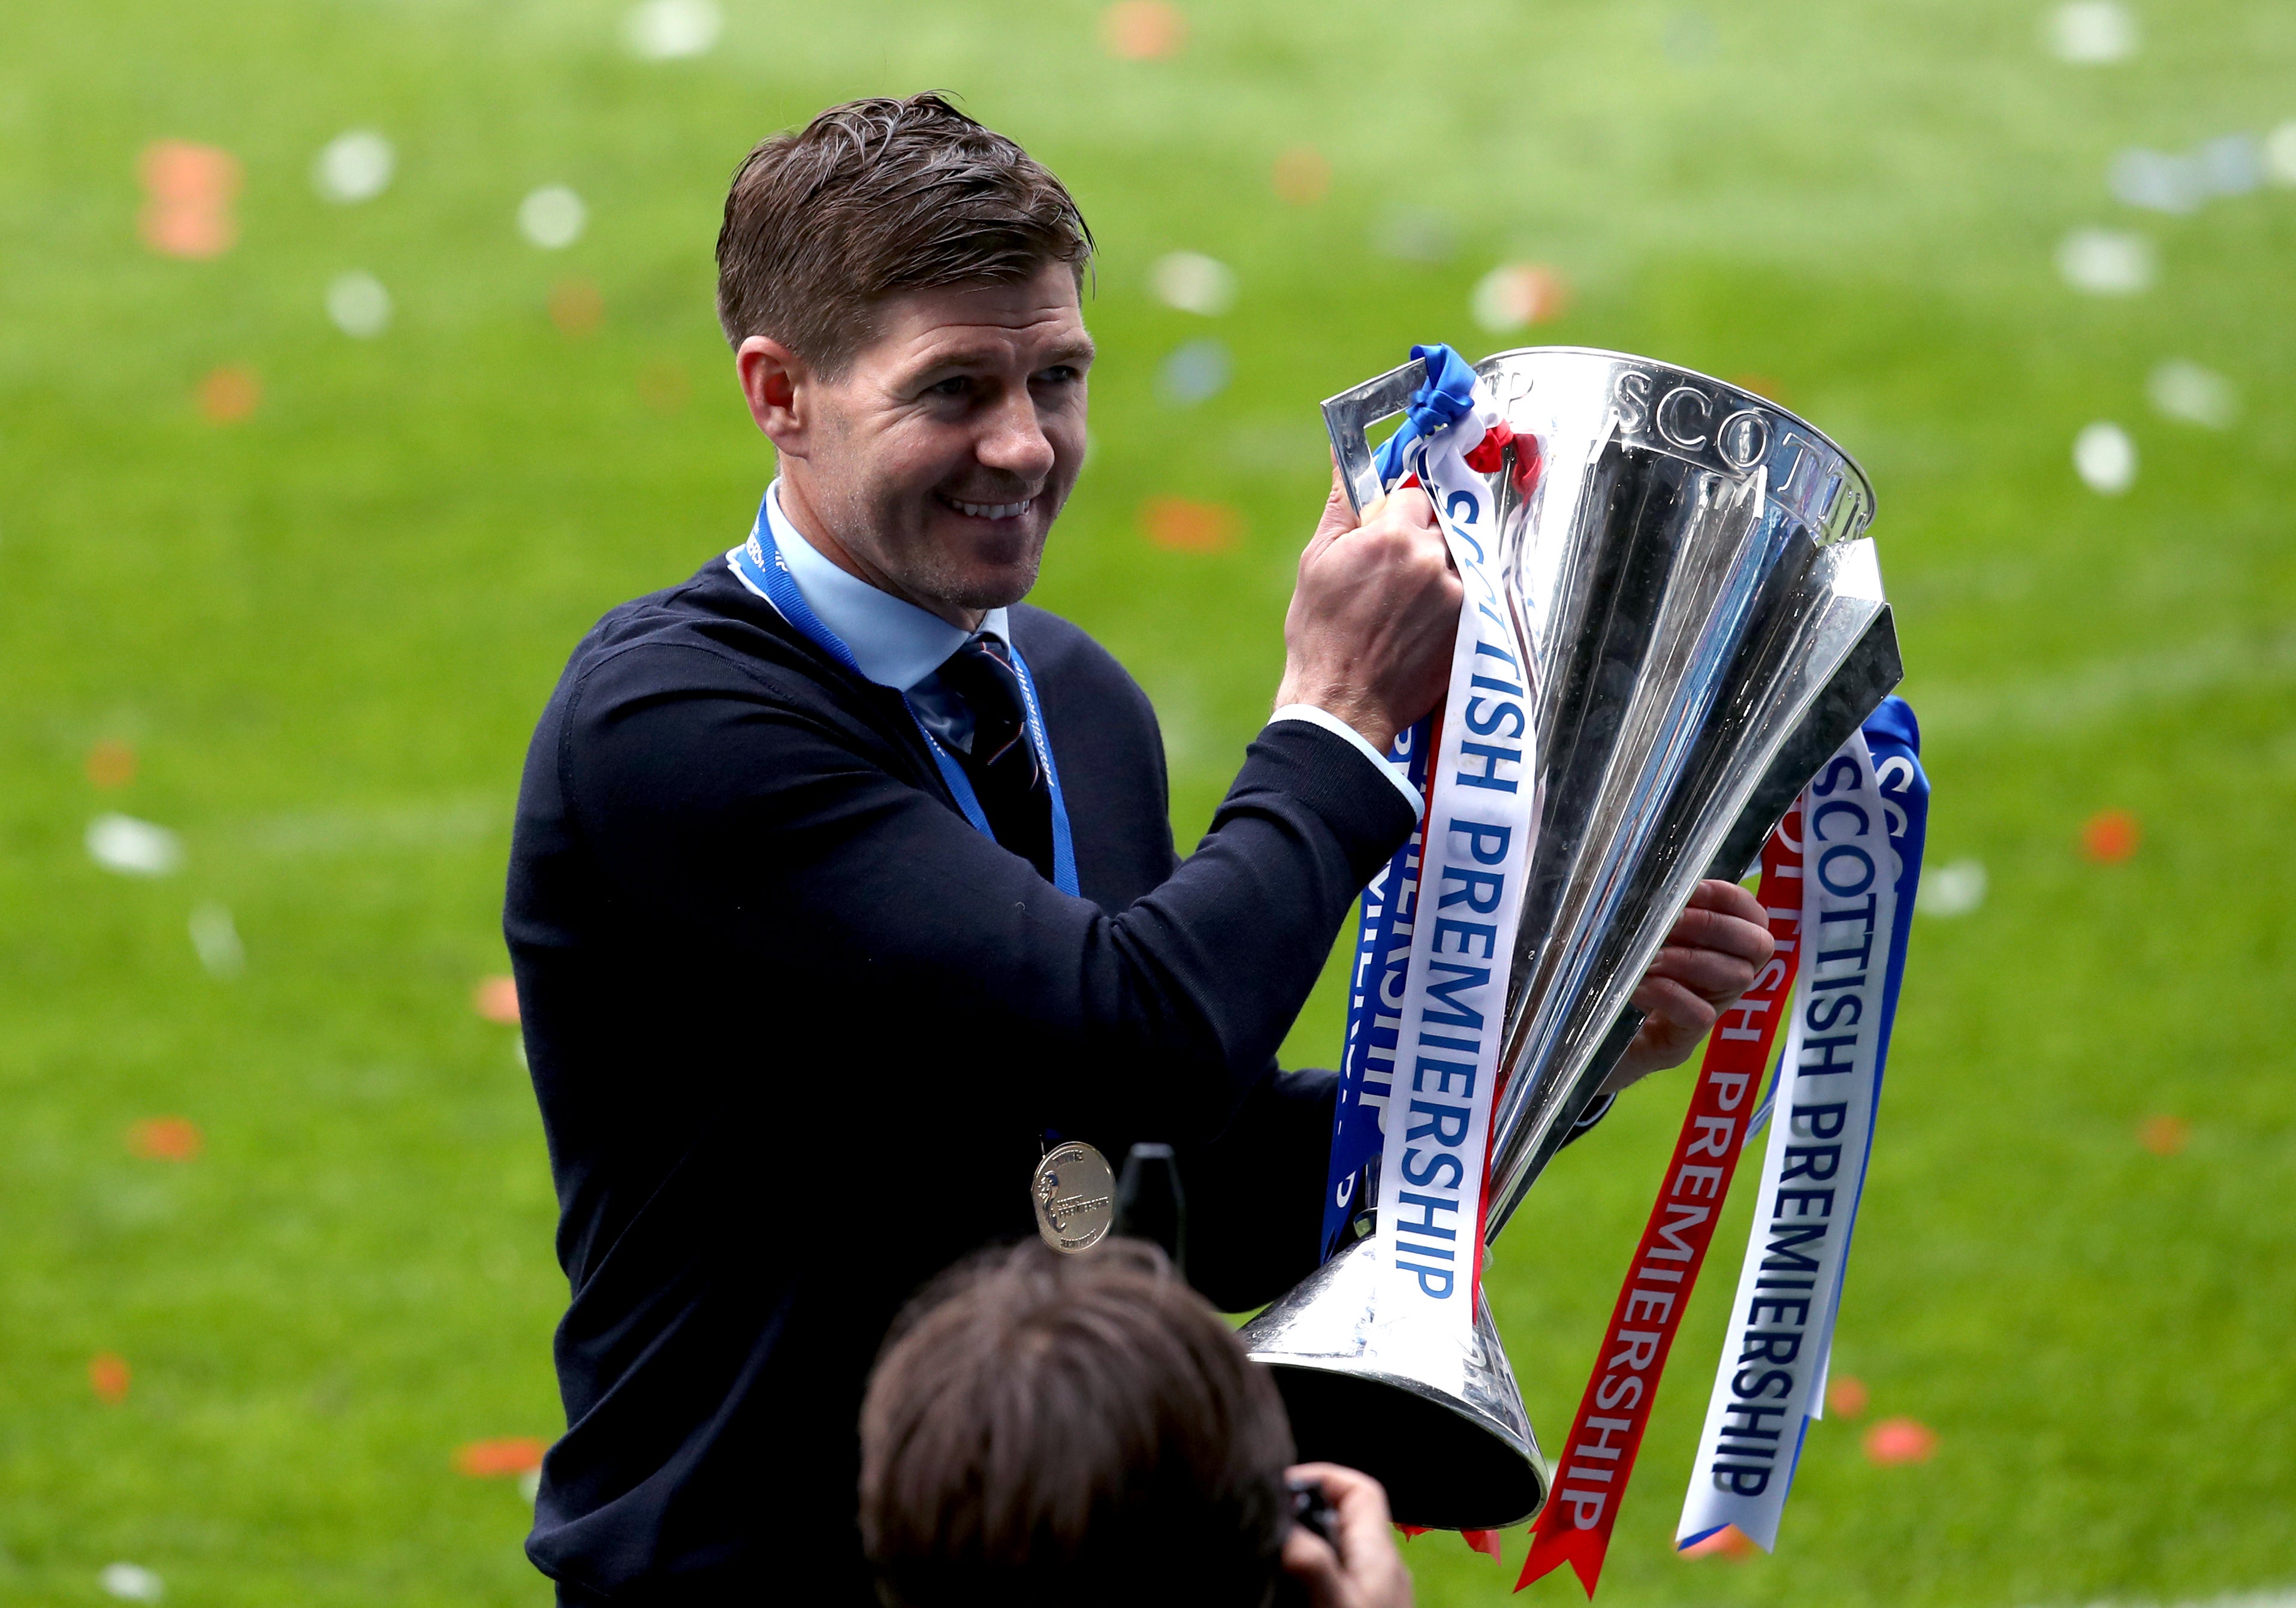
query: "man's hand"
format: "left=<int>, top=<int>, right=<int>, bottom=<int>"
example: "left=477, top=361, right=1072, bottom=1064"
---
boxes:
left=1279, top=1463, right=1413, bottom=1608
left=1600, top=879, right=1778, bottom=1096
left=1274, top=464, right=1461, bottom=754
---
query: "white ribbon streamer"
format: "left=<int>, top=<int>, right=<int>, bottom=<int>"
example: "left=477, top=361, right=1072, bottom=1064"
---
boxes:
left=1370, top=390, right=1538, bottom=1344
left=1676, top=731, right=1897, bottom=1550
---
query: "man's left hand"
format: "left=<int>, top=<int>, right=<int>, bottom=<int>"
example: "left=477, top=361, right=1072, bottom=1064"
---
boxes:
left=1599, top=879, right=1776, bottom=1096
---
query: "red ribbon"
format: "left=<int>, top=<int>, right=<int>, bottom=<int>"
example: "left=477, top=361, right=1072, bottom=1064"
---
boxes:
left=1514, top=807, right=1806, bottom=1597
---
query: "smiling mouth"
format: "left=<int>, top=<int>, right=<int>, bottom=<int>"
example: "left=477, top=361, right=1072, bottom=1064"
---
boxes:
left=936, top=492, right=1036, bottom=521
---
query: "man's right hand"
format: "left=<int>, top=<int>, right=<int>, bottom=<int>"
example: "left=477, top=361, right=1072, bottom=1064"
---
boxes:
left=1279, top=1463, right=1414, bottom=1608
left=1274, top=464, right=1461, bottom=755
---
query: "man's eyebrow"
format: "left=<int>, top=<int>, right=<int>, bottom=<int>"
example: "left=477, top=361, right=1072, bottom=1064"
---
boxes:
left=898, top=336, right=1097, bottom=382
left=1038, top=337, right=1097, bottom=367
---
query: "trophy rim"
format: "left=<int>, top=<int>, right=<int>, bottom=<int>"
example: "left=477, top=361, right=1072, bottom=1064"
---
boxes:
left=1257, top=1354, right=1550, bottom=1529
left=1473, top=343, right=1880, bottom=527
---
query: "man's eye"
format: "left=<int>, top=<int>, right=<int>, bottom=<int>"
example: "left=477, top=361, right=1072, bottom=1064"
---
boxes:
left=928, top=376, right=973, bottom=398
left=1034, top=366, right=1078, bottom=385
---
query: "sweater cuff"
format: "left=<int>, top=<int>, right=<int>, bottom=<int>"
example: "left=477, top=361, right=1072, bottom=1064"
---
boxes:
left=1268, top=705, right=1425, bottom=815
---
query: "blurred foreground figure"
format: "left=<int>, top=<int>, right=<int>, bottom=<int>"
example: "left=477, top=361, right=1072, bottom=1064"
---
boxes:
left=504, top=93, right=1769, bottom=1604
left=861, top=1239, right=1411, bottom=1608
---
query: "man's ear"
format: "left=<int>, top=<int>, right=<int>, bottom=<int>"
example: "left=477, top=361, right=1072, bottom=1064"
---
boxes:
left=736, top=335, right=809, bottom=457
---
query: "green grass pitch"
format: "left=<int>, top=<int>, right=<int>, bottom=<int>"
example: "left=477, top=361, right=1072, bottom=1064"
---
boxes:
left=1, top=1, right=2291, bottom=1603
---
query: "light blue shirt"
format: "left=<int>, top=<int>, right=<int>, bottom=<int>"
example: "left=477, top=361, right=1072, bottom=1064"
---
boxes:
left=735, top=479, right=1420, bottom=810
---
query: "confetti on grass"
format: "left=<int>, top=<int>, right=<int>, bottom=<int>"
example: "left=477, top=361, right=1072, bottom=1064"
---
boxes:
left=520, top=186, right=587, bottom=250
left=327, top=272, right=393, bottom=339
left=197, top=366, right=260, bottom=424
left=475, top=976, right=521, bottom=1024
left=313, top=130, right=395, bottom=204
left=1157, top=340, right=1230, bottom=405
left=1471, top=264, right=1570, bottom=333
left=87, top=814, right=182, bottom=876
left=1863, top=1417, right=1938, bottom=1465
left=89, top=1353, right=132, bottom=1403
left=550, top=279, right=604, bottom=336
left=1149, top=253, right=1235, bottom=316
left=86, top=741, right=136, bottom=788
left=2073, top=422, right=2137, bottom=494
left=128, top=1117, right=203, bottom=1161
left=2081, top=809, right=2141, bottom=864
left=99, top=1562, right=164, bottom=1602
left=1103, top=1, right=1184, bottom=60
left=2140, top=1115, right=2189, bottom=1155
left=1918, top=858, right=1986, bottom=916
left=625, top=0, right=721, bottom=59
left=1681, top=1525, right=1758, bottom=1559
left=1138, top=497, right=1239, bottom=554
left=138, top=141, right=239, bottom=260
left=456, top=1437, right=547, bottom=1477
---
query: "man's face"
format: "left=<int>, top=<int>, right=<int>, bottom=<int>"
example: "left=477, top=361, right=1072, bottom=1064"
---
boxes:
left=777, top=262, right=1093, bottom=621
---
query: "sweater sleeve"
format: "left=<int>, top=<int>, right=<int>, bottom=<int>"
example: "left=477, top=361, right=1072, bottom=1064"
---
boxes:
left=557, top=641, right=1416, bottom=1144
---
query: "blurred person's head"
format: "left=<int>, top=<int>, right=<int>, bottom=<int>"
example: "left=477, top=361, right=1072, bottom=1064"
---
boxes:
left=859, top=1238, right=1297, bottom=1608
left=717, top=94, right=1096, bottom=626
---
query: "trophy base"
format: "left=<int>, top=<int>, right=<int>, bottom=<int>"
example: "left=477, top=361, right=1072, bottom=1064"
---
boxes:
left=1264, top=1358, right=1549, bottom=1530
left=1240, top=1235, right=1548, bottom=1531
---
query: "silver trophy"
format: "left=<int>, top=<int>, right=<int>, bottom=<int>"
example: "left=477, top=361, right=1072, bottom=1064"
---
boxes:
left=1240, top=348, right=1900, bottom=1530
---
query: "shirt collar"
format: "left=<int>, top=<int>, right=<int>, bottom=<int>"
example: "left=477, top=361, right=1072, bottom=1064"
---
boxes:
left=762, top=479, right=1009, bottom=692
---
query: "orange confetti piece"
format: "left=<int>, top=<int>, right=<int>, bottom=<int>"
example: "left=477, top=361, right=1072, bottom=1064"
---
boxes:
left=549, top=279, right=604, bottom=337
left=197, top=366, right=260, bottom=424
left=1138, top=496, right=1239, bottom=554
left=2139, top=1114, right=2189, bottom=1156
left=455, top=1437, right=547, bottom=1477
left=89, top=1352, right=132, bottom=1404
left=1103, top=0, right=1185, bottom=59
left=1681, top=1525, right=1758, bottom=1559
left=138, top=141, right=241, bottom=260
left=86, top=740, right=137, bottom=789
left=1826, top=1374, right=1870, bottom=1417
left=1862, top=1416, right=1937, bottom=1466
left=1272, top=145, right=1330, bottom=206
left=2080, top=809, right=2140, bottom=864
left=474, top=976, right=521, bottom=1024
left=1480, top=264, right=1572, bottom=327
left=127, top=1117, right=203, bottom=1161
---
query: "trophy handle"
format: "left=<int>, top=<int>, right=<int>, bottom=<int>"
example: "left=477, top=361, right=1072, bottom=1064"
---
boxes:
left=1320, top=358, right=1427, bottom=517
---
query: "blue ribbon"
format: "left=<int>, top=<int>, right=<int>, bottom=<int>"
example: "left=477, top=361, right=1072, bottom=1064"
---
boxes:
left=1319, top=714, right=1434, bottom=1258
left=1319, top=340, right=1484, bottom=1257
left=730, top=496, right=1080, bottom=899
left=1371, top=343, right=1482, bottom=488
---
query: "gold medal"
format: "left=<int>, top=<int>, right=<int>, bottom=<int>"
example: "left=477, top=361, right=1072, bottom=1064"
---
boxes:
left=1030, top=1140, right=1115, bottom=1254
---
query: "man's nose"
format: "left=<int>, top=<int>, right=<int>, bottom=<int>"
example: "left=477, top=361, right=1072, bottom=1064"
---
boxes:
left=974, top=387, right=1056, bottom=483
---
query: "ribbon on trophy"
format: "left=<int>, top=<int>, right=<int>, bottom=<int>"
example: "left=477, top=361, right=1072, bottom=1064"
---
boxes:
left=1318, top=344, right=1536, bottom=1354
left=1675, top=697, right=1927, bottom=1553
left=1517, top=698, right=1927, bottom=1594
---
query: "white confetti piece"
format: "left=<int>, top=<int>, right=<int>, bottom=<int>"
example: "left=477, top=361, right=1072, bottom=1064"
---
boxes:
left=87, top=814, right=183, bottom=877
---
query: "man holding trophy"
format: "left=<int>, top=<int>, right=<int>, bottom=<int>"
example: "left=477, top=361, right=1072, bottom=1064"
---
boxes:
left=505, top=95, right=1778, bottom=1605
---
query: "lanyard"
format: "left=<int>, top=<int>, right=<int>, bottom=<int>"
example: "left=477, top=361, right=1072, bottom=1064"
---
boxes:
left=728, top=496, right=1080, bottom=898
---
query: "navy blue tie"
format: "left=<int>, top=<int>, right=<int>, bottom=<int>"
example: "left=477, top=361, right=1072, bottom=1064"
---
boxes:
left=917, top=633, right=1055, bottom=881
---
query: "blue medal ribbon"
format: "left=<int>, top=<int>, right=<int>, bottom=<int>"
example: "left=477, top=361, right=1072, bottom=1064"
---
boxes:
left=729, top=496, right=1081, bottom=898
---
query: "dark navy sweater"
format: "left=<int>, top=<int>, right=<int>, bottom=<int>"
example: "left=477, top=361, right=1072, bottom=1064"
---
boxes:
left=504, top=556, right=1417, bottom=1604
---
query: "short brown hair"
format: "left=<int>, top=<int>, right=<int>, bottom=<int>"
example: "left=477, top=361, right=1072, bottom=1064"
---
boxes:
left=715, top=93, right=1094, bottom=373
left=859, top=1239, right=1296, bottom=1608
